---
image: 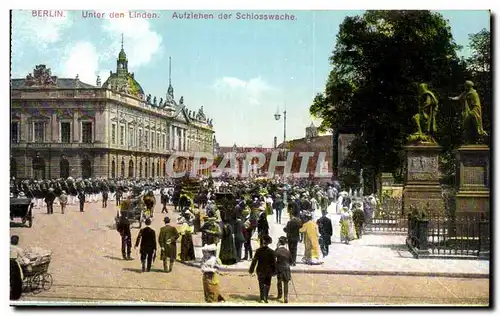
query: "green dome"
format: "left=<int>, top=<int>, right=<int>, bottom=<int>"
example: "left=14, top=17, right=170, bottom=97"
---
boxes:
left=102, top=72, right=144, bottom=97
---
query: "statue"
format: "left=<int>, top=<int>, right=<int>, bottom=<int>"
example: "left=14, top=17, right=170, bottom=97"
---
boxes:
left=146, top=94, right=151, bottom=104
left=180, top=96, right=184, bottom=105
left=159, top=97, right=164, bottom=107
left=449, top=80, right=488, bottom=144
left=153, top=96, right=157, bottom=106
left=409, top=83, right=438, bottom=144
left=197, top=106, right=206, bottom=121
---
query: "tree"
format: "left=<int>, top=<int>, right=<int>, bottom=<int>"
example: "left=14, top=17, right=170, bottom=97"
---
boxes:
left=310, top=10, right=467, bottom=189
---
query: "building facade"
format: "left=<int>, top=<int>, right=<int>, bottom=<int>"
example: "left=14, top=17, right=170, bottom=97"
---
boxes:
left=10, top=46, right=215, bottom=180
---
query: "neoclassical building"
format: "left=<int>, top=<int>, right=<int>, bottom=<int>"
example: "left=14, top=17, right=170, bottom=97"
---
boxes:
left=10, top=44, right=215, bottom=180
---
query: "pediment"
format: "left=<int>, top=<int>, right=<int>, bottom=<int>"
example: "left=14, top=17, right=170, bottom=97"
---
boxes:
left=173, top=106, right=190, bottom=124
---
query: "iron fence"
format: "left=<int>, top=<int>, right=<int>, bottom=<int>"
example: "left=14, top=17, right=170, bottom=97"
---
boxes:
left=407, top=212, right=490, bottom=259
left=365, top=197, right=407, bottom=233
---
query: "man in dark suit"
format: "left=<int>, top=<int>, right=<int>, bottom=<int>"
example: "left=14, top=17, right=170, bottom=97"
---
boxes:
left=274, top=236, right=292, bottom=303
left=283, top=214, right=302, bottom=265
left=45, top=188, right=56, bottom=214
left=117, top=212, right=132, bottom=260
left=317, top=209, right=333, bottom=257
left=134, top=218, right=157, bottom=272
left=249, top=235, right=276, bottom=303
left=273, top=194, right=285, bottom=224
left=158, top=217, right=179, bottom=272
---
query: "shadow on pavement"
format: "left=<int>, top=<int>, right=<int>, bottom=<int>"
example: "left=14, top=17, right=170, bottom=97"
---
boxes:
left=104, top=255, right=128, bottom=261
left=10, top=222, right=27, bottom=228
left=228, top=293, right=262, bottom=302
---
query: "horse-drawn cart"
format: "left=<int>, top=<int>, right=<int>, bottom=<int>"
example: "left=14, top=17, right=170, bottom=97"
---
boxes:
left=115, top=195, right=146, bottom=229
left=10, top=197, right=34, bottom=228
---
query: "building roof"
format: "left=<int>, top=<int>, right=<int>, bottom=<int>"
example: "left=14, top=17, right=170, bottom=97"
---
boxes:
left=11, top=78, right=95, bottom=89
left=102, top=72, right=145, bottom=98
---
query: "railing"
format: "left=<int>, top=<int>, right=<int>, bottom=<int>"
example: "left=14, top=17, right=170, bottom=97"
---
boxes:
left=407, top=212, right=490, bottom=259
left=365, top=197, right=407, bottom=233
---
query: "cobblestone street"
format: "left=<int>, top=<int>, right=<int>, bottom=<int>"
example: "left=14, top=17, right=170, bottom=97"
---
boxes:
left=10, top=199, right=490, bottom=306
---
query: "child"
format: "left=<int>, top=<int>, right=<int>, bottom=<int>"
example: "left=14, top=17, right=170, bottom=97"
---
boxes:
left=201, top=244, right=225, bottom=303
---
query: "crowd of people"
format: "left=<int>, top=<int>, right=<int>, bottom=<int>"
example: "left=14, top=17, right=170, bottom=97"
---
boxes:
left=10, top=174, right=380, bottom=303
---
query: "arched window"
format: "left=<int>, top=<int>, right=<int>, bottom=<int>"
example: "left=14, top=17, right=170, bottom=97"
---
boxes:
left=81, top=156, right=92, bottom=179
left=152, top=162, right=155, bottom=178
left=60, top=156, right=70, bottom=178
left=163, top=161, right=166, bottom=177
left=32, top=153, right=46, bottom=180
left=111, top=159, right=116, bottom=178
left=139, top=161, right=143, bottom=178
left=121, top=160, right=125, bottom=178
left=128, top=159, right=134, bottom=178
left=145, top=162, right=148, bottom=178
left=157, top=161, right=160, bottom=178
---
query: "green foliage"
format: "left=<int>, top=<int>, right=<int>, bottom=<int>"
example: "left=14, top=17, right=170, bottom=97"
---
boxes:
left=310, top=10, right=469, bottom=181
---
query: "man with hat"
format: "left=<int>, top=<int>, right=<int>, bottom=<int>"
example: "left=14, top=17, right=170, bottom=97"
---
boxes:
left=44, top=187, right=56, bottom=214
left=117, top=212, right=132, bottom=260
left=273, top=193, right=285, bottom=224
left=275, top=236, right=292, bottom=303
left=158, top=217, right=179, bottom=272
left=134, top=218, right=157, bottom=272
left=249, top=235, right=276, bottom=303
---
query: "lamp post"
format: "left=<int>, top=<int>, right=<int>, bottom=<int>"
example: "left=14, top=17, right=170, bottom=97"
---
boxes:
left=274, top=108, right=287, bottom=157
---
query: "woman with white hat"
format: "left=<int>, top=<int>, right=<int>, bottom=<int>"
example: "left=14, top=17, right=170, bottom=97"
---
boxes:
left=201, top=244, right=225, bottom=303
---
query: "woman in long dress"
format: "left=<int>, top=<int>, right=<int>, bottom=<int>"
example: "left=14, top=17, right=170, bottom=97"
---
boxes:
left=299, top=213, right=322, bottom=265
left=179, top=223, right=196, bottom=262
left=201, top=244, right=225, bottom=303
left=340, top=208, right=356, bottom=244
left=219, top=223, right=238, bottom=265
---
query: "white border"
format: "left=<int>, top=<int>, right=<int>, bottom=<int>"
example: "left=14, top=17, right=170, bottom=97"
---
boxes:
left=2, top=1, right=498, bottom=315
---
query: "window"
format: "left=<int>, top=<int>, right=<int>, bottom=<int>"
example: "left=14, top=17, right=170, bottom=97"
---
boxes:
left=61, top=122, right=71, bottom=143
left=111, top=124, right=116, bottom=144
left=120, top=125, right=125, bottom=145
left=34, top=122, right=45, bottom=142
left=81, top=122, right=93, bottom=143
left=145, top=131, right=148, bottom=148
left=157, top=132, right=160, bottom=149
left=151, top=131, right=154, bottom=149
left=11, top=122, right=19, bottom=143
left=138, top=129, right=143, bottom=147
left=129, top=127, right=134, bottom=147
left=162, top=134, right=166, bottom=150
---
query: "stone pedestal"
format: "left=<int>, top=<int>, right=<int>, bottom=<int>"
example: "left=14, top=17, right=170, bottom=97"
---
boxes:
left=455, top=145, right=490, bottom=218
left=403, top=144, right=444, bottom=216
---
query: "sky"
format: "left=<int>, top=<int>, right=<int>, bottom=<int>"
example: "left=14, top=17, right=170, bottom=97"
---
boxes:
left=11, top=9, right=490, bottom=148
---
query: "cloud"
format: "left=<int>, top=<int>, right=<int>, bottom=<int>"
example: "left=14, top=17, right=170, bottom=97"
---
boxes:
left=12, top=10, right=72, bottom=50
left=59, top=41, right=108, bottom=86
left=213, top=76, right=273, bottom=106
left=100, top=14, right=162, bottom=69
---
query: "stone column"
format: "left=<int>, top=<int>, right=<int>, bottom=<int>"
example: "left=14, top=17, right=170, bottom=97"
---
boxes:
left=180, top=128, right=185, bottom=151
left=51, top=113, right=58, bottom=142
left=73, top=112, right=80, bottom=142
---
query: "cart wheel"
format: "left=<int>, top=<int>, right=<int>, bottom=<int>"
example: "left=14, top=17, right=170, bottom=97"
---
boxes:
left=31, top=274, right=42, bottom=294
left=41, top=273, right=53, bottom=290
